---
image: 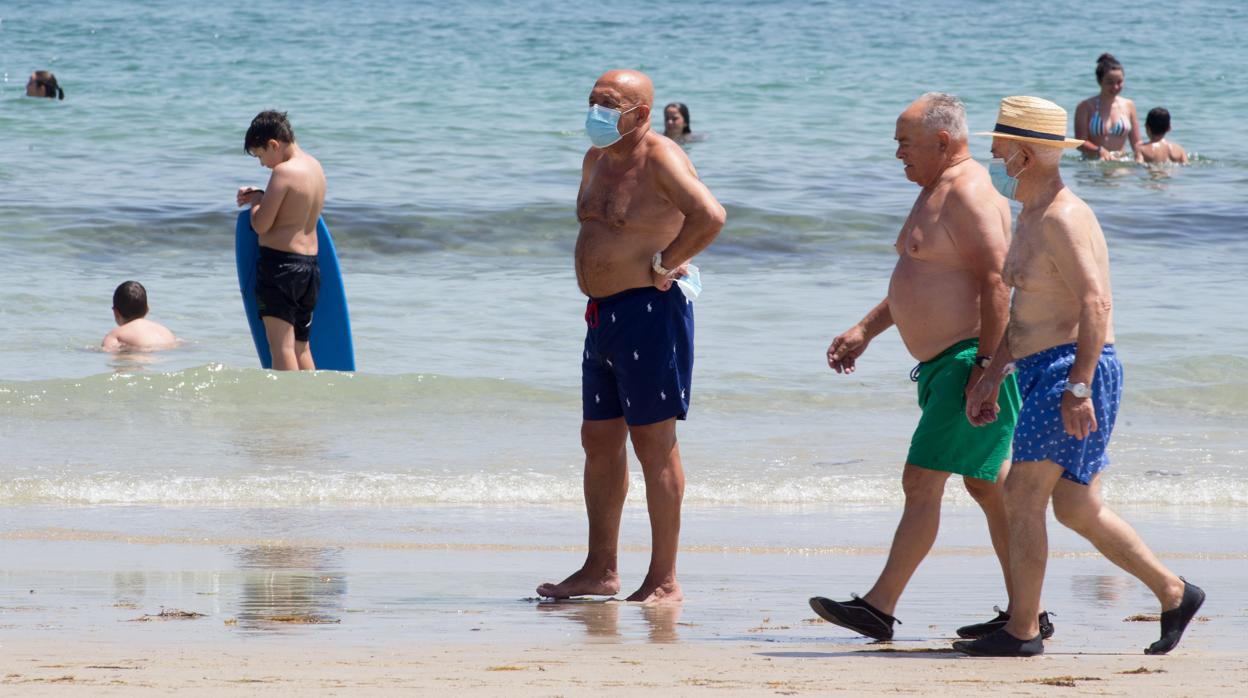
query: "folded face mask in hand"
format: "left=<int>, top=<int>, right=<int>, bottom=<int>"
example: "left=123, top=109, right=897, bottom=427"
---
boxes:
left=675, top=263, right=701, bottom=301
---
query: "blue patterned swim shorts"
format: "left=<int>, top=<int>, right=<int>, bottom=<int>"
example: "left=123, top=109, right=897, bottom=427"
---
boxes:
left=582, top=285, right=694, bottom=426
left=1011, top=343, right=1123, bottom=485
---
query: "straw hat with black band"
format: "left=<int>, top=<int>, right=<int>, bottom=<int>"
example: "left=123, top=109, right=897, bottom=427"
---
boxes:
left=977, top=96, right=1084, bottom=148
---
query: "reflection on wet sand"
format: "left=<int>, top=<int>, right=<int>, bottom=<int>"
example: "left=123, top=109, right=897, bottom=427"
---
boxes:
left=536, top=599, right=681, bottom=643
left=537, top=599, right=619, bottom=638
left=641, top=604, right=682, bottom=643
left=112, top=571, right=147, bottom=608
left=233, top=545, right=346, bottom=630
left=1071, top=574, right=1134, bottom=606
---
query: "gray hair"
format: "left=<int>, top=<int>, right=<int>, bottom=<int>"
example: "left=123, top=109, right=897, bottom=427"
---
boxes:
left=918, top=92, right=968, bottom=141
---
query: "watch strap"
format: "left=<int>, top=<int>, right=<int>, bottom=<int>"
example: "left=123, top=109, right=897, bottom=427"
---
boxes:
left=652, top=251, right=674, bottom=278
left=1064, top=381, right=1092, bottom=398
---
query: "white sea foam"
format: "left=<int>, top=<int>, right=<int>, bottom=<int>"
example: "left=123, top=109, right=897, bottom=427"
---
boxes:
left=2, top=470, right=1244, bottom=507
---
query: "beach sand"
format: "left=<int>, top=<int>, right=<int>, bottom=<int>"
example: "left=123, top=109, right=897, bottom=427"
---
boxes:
left=5, top=636, right=1245, bottom=696
left=2, top=512, right=1244, bottom=697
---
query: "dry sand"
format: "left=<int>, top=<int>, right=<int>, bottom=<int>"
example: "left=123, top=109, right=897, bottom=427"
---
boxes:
left=3, top=637, right=1243, bottom=696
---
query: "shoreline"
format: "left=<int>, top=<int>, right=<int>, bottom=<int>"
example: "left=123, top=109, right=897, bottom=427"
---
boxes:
left=3, top=533, right=1242, bottom=646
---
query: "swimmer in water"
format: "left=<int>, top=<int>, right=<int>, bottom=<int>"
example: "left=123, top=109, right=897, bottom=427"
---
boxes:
left=663, top=102, right=692, bottom=144
left=102, top=281, right=179, bottom=352
left=1073, top=54, right=1142, bottom=163
left=26, top=70, right=64, bottom=100
left=1139, top=107, right=1189, bottom=165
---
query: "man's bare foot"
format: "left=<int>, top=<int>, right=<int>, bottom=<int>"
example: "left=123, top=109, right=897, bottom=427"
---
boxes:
left=536, top=567, right=620, bottom=599
left=625, top=578, right=683, bottom=605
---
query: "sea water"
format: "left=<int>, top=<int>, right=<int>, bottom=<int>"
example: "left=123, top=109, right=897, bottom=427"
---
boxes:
left=1, top=1, right=1246, bottom=549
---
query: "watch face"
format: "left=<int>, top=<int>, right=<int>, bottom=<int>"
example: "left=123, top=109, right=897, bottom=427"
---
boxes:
left=1067, top=383, right=1091, bottom=398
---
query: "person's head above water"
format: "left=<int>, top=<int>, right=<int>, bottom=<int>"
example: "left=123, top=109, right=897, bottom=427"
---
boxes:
left=664, top=102, right=691, bottom=139
left=112, top=281, right=149, bottom=324
left=244, top=110, right=297, bottom=168
left=1095, top=53, right=1125, bottom=96
left=893, top=92, right=970, bottom=187
left=26, top=70, right=64, bottom=100
left=102, top=280, right=177, bottom=352
left=585, top=70, right=654, bottom=150
left=1145, top=107, right=1172, bottom=138
left=1140, top=106, right=1187, bottom=163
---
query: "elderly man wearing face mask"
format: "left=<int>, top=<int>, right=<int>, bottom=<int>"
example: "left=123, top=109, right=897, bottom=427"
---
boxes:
left=536, top=69, right=725, bottom=605
left=958, top=96, right=1205, bottom=657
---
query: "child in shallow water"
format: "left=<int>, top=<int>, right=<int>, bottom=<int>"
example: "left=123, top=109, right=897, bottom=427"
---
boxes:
left=101, top=281, right=179, bottom=352
left=1140, top=107, right=1189, bottom=165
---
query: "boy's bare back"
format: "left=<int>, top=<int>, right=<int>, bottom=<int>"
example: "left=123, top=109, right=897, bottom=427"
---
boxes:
left=237, top=111, right=327, bottom=370
left=238, top=111, right=327, bottom=257
left=1141, top=140, right=1188, bottom=165
left=102, top=318, right=178, bottom=352
left=247, top=152, right=326, bottom=256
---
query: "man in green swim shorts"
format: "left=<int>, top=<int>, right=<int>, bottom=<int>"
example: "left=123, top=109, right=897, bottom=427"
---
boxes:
left=808, top=93, right=1052, bottom=642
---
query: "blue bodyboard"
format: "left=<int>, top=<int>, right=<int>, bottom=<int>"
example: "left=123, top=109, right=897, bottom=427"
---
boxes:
left=234, top=210, right=356, bottom=371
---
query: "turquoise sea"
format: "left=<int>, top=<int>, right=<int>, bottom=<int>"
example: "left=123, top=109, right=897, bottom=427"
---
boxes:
left=1, top=1, right=1245, bottom=641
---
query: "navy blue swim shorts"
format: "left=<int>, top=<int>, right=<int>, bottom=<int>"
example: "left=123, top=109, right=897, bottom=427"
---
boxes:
left=1012, top=343, right=1123, bottom=485
left=582, top=286, right=694, bottom=426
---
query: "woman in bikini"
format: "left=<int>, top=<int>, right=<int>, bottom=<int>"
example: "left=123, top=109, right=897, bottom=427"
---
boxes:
left=1074, top=54, right=1142, bottom=163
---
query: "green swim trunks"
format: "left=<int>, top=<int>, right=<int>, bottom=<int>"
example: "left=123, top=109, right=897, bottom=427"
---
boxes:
left=906, top=338, right=1020, bottom=481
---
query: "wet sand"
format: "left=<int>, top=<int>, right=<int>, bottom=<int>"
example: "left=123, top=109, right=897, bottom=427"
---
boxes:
left=2, top=509, right=1244, bottom=696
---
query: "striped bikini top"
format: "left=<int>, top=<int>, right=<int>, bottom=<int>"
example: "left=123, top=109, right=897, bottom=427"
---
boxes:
left=1090, top=100, right=1130, bottom=137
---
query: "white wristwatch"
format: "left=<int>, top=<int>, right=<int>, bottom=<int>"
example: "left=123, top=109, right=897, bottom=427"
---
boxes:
left=652, top=251, right=675, bottom=278
left=1064, top=381, right=1092, bottom=399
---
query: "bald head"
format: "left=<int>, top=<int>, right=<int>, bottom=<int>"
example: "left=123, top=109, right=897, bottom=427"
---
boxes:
left=593, top=69, right=654, bottom=109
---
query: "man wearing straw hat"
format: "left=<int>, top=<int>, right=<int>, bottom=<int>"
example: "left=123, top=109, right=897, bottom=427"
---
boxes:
left=808, top=93, right=1051, bottom=643
left=957, top=96, right=1205, bottom=657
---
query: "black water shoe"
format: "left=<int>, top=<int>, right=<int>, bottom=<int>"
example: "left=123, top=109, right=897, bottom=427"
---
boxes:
left=1145, top=578, right=1205, bottom=655
left=956, top=607, right=1055, bottom=640
left=808, top=594, right=898, bottom=641
left=953, top=628, right=1044, bottom=657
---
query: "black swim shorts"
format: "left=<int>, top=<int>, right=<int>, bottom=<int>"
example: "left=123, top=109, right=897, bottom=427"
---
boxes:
left=255, top=246, right=320, bottom=342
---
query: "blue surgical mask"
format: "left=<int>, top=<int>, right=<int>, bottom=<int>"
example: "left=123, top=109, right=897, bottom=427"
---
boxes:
left=675, top=263, right=701, bottom=301
left=586, top=104, right=639, bottom=148
left=989, top=151, right=1022, bottom=200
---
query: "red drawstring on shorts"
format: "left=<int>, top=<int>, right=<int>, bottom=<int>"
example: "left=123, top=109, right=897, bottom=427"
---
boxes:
left=584, top=299, right=600, bottom=328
